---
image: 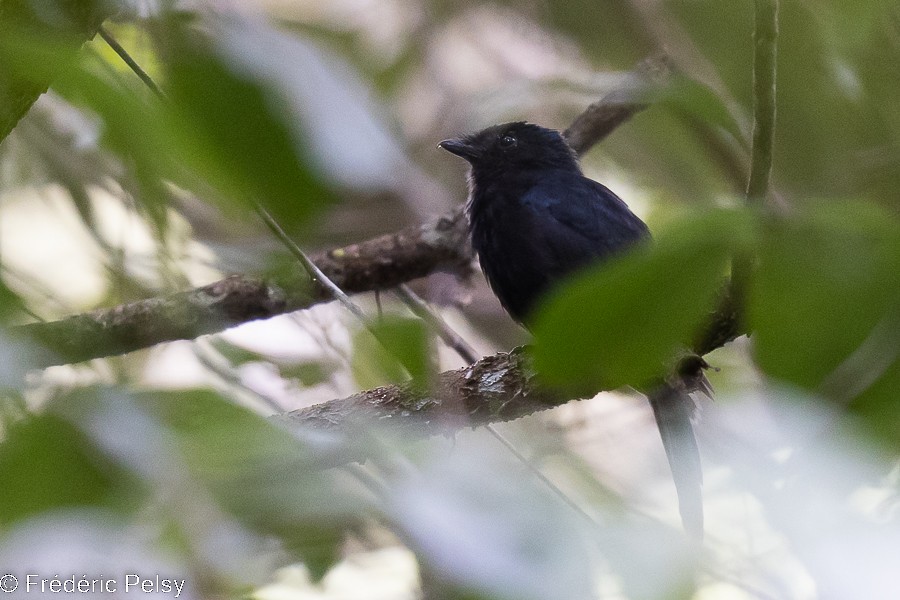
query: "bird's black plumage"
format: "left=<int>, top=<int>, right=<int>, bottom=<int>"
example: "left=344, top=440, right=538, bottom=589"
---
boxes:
left=440, top=121, right=704, bottom=538
left=440, top=122, right=649, bottom=323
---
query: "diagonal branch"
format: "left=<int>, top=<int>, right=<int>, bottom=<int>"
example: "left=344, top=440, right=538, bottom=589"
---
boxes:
left=16, top=211, right=472, bottom=366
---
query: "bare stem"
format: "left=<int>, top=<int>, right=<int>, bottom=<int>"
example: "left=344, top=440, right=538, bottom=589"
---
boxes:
left=98, top=26, right=166, bottom=99
left=731, top=0, right=779, bottom=318
left=746, top=0, right=779, bottom=204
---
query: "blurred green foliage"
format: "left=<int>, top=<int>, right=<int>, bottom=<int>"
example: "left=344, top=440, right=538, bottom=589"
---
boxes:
left=352, top=316, right=433, bottom=388
left=138, top=389, right=363, bottom=579
left=0, top=0, right=898, bottom=598
left=0, top=412, right=139, bottom=524
left=750, top=202, right=900, bottom=440
left=160, top=24, right=338, bottom=231
left=532, top=209, right=748, bottom=392
left=0, top=0, right=116, bottom=140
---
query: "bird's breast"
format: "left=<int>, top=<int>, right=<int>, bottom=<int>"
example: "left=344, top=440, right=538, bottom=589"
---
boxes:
left=467, top=188, right=561, bottom=322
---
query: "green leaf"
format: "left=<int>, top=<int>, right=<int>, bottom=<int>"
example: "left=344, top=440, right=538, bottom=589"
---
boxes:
left=0, top=413, right=137, bottom=526
left=531, top=209, right=748, bottom=392
left=352, top=316, right=432, bottom=388
left=0, top=0, right=116, bottom=142
left=278, top=361, right=337, bottom=387
left=162, top=23, right=336, bottom=230
left=208, top=338, right=269, bottom=366
left=655, top=75, right=747, bottom=149
left=749, top=202, right=900, bottom=403
left=3, top=20, right=338, bottom=236
left=2, top=34, right=176, bottom=234
left=135, top=389, right=362, bottom=579
left=0, top=278, right=26, bottom=324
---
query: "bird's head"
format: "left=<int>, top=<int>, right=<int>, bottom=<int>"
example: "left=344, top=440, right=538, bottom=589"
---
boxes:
left=439, top=122, right=579, bottom=176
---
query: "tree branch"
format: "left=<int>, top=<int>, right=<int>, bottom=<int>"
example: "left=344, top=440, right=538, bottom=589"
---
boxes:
left=16, top=211, right=472, bottom=366
left=280, top=347, right=565, bottom=437
left=280, top=318, right=737, bottom=441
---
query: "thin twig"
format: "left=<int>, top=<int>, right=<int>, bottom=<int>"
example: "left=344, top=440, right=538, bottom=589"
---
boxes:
left=487, top=423, right=600, bottom=526
left=193, top=338, right=287, bottom=414
left=98, top=26, right=166, bottom=99
left=252, top=203, right=370, bottom=324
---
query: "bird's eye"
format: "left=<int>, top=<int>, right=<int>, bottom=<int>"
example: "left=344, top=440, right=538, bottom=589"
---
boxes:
left=499, top=134, right=517, bottom=148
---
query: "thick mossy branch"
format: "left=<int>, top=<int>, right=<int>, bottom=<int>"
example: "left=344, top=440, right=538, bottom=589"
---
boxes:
left=16, top=211, right=473, bottom=366
left=281, top=347, right=567, bottom=437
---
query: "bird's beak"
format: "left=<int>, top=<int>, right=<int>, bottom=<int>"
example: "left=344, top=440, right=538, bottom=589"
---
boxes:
left=438, top=138, right=479, bottom=162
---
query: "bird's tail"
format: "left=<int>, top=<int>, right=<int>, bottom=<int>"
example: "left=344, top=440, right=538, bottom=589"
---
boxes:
left=647, top=379, right=704, bottom=540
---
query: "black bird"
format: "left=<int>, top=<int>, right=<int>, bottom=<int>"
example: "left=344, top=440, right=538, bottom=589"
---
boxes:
left=440, top=121, right=704, bottom=537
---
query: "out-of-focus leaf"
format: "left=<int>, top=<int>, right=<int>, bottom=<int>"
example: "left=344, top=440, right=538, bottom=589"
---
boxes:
left=278, top=361, right=336, bottom=388
left=750, top=202, right=900, bottom=387
left=532, top=209, right=748, bottom=392
left=208, top=338, right=269, bottom=367
left=595, top=107, right=741, bottom=204
left=0, top=392, right=27, bottom=427
left=0, top=278, right=26, bottom=323
left=0, top=511, right=194, bottom=599
left=668, top=0, right=900, bottom=206
left=655, top=75, right=747, bottom=149
left=0, top=0, right=115, bottom=142
left=390, top=441, right=593, bottom=600
left=50, top=387, right=365, bottom=580
left=709, top=388, right=900, bottom=599
left=351, top=316, right=432, bottom=389
left=543, top=0, right=655, bottom=66
left=1, top=33, right=175, bottom=232
left=134, top=389, right=366, bottom=579
left=0, top=413, right=138, bottom=526
left=851, top=342, right=900, bottom=444
left=160, top=19, right=337, bottom=231
left=210, top=14, right=410, bottom=194
left=749, top=202, right=900, bottom=441
left=4, top=15, right=346, bottom=236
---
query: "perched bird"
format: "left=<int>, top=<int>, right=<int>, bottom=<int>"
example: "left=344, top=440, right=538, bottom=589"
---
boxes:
left=440, top=121, right=704, bottom=537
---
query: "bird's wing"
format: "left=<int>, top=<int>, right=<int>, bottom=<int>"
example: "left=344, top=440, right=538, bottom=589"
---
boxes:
left=520, top=173, right=650, bottom=261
